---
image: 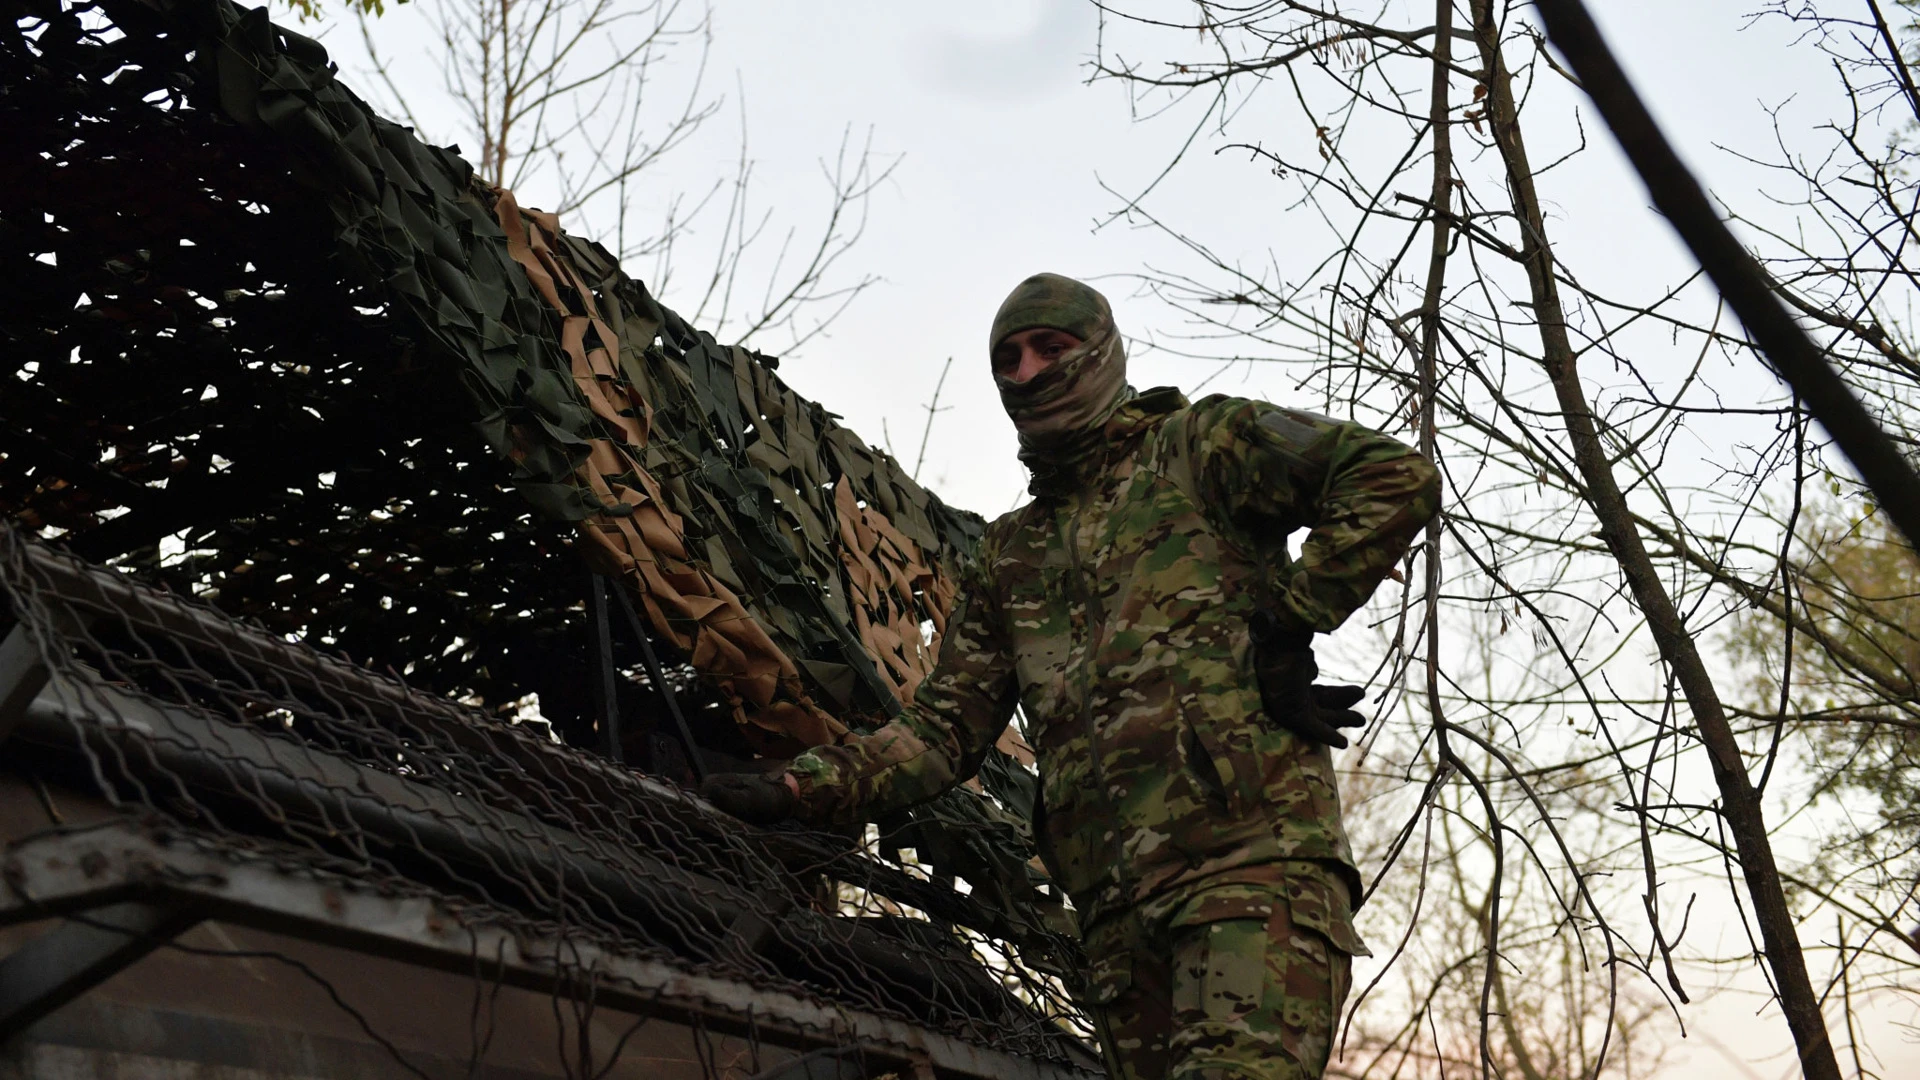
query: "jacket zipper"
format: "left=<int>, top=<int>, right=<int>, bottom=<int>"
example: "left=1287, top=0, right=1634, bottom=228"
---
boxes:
left=1061, top=486, right=1129, bottom=896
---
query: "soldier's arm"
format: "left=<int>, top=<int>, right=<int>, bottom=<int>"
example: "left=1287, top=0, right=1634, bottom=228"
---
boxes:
left=1187, top=396, right=1441, bottom=633
left=787, top=559, right=1019, bottom=824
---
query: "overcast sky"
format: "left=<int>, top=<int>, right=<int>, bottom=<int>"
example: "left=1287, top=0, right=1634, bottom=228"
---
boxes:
left=669, top=0, right=1833, bottom=517
left=314, top=2, right=1915, bottom=1074
left=321, top=0, right=1836, bottom=513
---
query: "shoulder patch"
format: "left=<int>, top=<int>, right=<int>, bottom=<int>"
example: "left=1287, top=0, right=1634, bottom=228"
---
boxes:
left=1256, top=407, right=1337, bottom=448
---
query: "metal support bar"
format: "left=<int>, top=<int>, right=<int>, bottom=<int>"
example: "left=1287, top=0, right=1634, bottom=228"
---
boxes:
left=0, top=899, right=203, bottom=1041
left=0, top=624, right=51, bottom=747
left=0, top=606, right=90, bottom=747
left=611, top=583, right=706, bottom=783
left=588, top=571, right=624, bottom=763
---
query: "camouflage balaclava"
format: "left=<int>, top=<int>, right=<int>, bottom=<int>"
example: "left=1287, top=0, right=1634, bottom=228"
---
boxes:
left=990, top=273, right=1135, bottom=489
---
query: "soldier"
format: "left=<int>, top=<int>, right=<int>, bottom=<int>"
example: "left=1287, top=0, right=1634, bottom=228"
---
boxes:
left=703, top=273, right=1440, bottom=1079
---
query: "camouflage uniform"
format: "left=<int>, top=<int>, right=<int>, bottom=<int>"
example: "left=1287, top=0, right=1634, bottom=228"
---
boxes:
left=792, top=279, right=1439, bottom=1078
left=1089, top=866, right=1357, bottom=1078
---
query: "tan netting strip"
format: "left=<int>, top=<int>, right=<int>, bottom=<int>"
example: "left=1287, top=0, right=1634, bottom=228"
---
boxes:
left=488, top=188, right=1033, bottom=764
left=833, top=480, right=1036, bottom=776
left=833, top=478, right=956, bottom=703
left=492, top=189, right=845, bottom=749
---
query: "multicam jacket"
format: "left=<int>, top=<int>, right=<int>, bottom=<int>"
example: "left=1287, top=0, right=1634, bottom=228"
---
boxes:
left=792, top=387, right=1440, bottom=931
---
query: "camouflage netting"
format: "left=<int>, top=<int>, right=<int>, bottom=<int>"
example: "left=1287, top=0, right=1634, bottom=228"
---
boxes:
left=1, top=0, right=1048, bottom=932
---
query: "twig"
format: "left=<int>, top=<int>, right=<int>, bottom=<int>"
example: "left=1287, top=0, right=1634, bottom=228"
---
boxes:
left=913, top=357, right=954, bottom=483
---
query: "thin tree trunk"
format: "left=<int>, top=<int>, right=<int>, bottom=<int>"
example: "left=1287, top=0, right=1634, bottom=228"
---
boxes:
left=1417, top=0, right=1453, bottom=699
left=1465, top=3, right=1842, bottom=1078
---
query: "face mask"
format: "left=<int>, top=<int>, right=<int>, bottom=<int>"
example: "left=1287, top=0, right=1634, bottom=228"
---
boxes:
left=995, top=325, right=1130, bottom=449
left=988, top=273, right=1133, bottom=453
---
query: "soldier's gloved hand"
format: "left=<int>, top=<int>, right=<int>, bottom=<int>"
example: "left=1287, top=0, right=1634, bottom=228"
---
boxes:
left=1250, top=614, right=1368, bottom=749
left=700, top=763, right=798, bottom=825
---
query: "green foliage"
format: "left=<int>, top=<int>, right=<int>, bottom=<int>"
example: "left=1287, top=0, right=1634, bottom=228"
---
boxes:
left=281, top=0, right=401, bottom=22
left=1727, top=498, right=1920, bottom=870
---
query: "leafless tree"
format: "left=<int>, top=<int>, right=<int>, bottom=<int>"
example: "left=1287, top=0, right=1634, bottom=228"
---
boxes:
left=1335, top=709, right=1673, bottom=1080
left=1089, top=1, right=1920, bottom=1076
left=346, top=0, right=892, bottom=354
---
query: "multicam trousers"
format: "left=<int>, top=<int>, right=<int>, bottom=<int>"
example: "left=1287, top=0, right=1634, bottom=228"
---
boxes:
left=1081, top=865, right=1360, bottom=1079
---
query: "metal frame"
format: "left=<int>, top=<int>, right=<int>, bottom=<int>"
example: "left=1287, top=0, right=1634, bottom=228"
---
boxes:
left=0, top=537, right=1045, bottom=939
left=0, top=537, right=1100, bottom=1077
left=588, top=569, right=626, bottom=763
left=4, top=676, right=1030, bottom=1013
left=0, top=623, right=50, bottom=744
left=0, top=823, right=1097, bottom=1079
left=584, top=568, right=709, bottom=783
left=609, top=575, right=707, bottom=784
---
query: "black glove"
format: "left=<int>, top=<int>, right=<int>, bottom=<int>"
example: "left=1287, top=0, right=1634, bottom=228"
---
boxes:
left=700, top=764, right=797, bottom=825
left=1250, top=614, right=1368, bottom=749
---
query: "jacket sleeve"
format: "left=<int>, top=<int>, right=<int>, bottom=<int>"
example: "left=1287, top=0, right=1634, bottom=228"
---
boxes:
left=1185, top=396, right=1441, bottom=635
left=787, top=557, right=1019, bottom=824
